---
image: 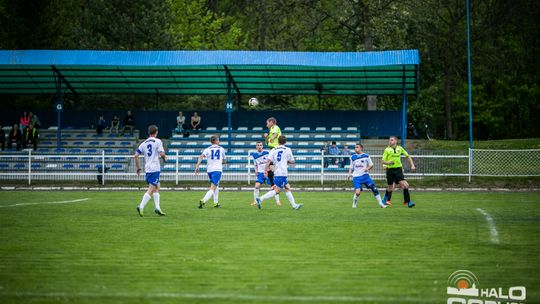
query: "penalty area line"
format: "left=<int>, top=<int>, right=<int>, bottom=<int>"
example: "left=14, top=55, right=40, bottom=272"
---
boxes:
left=476, top=208, right=500, bottom=244
left=0, top=198, right=90, bottom=208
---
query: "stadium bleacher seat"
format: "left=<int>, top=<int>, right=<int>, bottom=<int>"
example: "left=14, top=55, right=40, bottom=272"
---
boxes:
left=316, top=127, right=326, bottom=131
left=284, top=127, right=295, bottom=132
left=237, top=127, right=248, bottom=131
left=252, top=127, right=263, bottom=131
left=206, top=127, right=217, bottom=131
left=331, top=127, right=342, bottom=131
left=299, top=127, right=310, bottom=131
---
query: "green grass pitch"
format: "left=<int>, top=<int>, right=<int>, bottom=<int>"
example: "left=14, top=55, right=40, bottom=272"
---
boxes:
left=0, top=190, right=539, bottom=303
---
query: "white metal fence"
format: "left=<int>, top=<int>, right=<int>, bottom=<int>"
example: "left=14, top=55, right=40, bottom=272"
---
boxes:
left=0, top=149, right=538, bottom=185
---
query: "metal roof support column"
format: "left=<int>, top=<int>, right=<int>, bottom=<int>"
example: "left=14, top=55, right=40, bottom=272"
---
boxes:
left=401, top=65, right=407, bottom=148
left=226, top=74, right=233, bottom=153
left=52, top=69, right=64, bottom=150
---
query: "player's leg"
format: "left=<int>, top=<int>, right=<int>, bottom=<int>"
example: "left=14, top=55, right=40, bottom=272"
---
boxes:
left=382, top=169, right=395, bottom=205
left=365, top=179, right=385, bottom=208
left=352, top=176, right=362, bottom=208
left=199, top=173, right=217, bottom=208
left=213, top=184, right=221, bottom=207
left=267, top=164, right=281, bottom=205
left=137, top=173, right=156, bottom=216
left=399, top=175, right=414, bottom=208
left=252, top=182, right=261, bottom=206
left=153, top=183, right=166, bottom=215
left=258, top=176, right=282, bottom=209
left=283, top=183, right=302, bottom=210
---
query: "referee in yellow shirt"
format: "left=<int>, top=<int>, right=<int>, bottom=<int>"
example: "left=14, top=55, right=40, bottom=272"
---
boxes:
left=381, top=136, right=416, bottom=208
left=263, top=117, right=281, bottom=186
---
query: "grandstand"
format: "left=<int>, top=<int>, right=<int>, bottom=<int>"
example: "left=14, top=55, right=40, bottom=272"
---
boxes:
left=0, top=128, right=138, bottom=175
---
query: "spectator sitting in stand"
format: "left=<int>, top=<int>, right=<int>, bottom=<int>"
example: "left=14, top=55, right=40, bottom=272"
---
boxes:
left=175, top=111, right=186, bottom=133
left=110, top=115, right=120, bottom=135
left=328, top=141, right=341, bottom=166
left=121, top=110, right=135, bottom=136
left=341, top=144, right=351, bottom=168
left=191, top=112, right=202, bottom=131
left=19, top=111, right=30, bottom=133
left=29, top=111, right=42, bottom=129
left=320, top=142, right=330, bottom=168
left=96, top=114, right=107, bottom=135
left=23, top=124, right=38, bottom=151
left=0, top=124, right=5, bottom=151
left=9, top=123, right=22, bottom=151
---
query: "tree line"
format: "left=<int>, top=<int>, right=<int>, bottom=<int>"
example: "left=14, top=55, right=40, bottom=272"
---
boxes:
left=0, top=0, right=538, bottom=140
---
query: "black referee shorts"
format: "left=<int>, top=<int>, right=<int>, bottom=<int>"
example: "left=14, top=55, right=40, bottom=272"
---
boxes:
left=386, top=167, right=405, bottom=185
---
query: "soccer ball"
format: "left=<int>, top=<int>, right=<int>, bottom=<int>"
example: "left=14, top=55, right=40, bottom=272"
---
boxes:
left=248, top=97, right=259, bottom=107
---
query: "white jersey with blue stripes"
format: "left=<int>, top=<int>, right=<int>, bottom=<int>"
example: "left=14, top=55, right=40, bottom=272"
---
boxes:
left=136, top=137, right=164, bottom=173
left=268, top=145, right=294, bottom=177
left=251, top=150, right=270, bottom=173
left=202, top=145, right=226, bottom=173
left=351, top=153, right=373, bottom=177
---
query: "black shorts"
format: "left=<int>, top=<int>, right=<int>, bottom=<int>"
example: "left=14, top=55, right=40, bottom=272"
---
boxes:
left=386, top=167, right=405, bottom=185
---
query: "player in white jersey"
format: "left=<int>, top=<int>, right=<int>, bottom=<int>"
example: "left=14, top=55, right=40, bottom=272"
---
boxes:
left=348, top=143, right=386, bottom=208
left=251, top=141, right=281, bottom=206
left=195, top=135, right=226, bottom=208
left=134, top=125, right=166, bottom=216
left=256, top=135, right=302, bottom=210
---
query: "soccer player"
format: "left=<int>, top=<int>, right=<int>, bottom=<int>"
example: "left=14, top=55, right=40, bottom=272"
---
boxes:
left=263, top=117, right=281, bottom=186
left=195, top=135, right=226, bottom=208
left=251, top=141, right=281, bottom=206
left=256, top=135, right=302, bottom=210
left=347, top=143, right=386, bottom=208
left=134, top=125, right=166, bottom=217
left=381, top=136, right=416, bottom=208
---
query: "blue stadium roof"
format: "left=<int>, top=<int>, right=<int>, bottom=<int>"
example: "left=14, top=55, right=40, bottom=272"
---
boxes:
left=0, top=50, right=419, bottom=95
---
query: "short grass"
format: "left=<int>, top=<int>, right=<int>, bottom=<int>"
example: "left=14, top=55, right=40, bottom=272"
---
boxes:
left=0, top=191, right=539, bottom=304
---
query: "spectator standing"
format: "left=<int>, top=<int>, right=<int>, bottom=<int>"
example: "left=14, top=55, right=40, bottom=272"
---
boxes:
left=176, top=111, right=186, bottom=133
left=191, top=112, right=201, bottom=131
left=96, top=115, right=107, bottom=135
left=29, top=112, right=41, bottom=129
left=0, top=124, right=5, bottom=151
left=328, top=141, right=341, bottom=166
left=23, top=124, right=38, bottom=150
left=9, top=123, right=22, bottom=151
left=121, top=110, right=135, bottom=136
left=110, top=115, right=120, bottom=134
left=341, top=144, right=351, bottom=167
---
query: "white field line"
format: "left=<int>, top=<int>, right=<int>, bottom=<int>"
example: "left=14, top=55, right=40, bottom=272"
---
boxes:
left=0, top=198, right=89, bottom=208
left=0, top=291, right=435, bottom=303
left=476, top=208, right=500, bottom=244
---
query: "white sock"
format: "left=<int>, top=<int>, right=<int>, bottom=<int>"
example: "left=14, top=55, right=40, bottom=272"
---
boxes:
left=213, top=187, right=219, bottom=203
left=353, top=194, right=359, bottom=204
left=153, top=193, right=161, bottom=210
left=285, top=191, right=298, bottom=208
left=375, top=194, right=383, bottom=206
left=260, top=190, right=276, bottom=202
left=275, top=194, right=281, bottom=203
left=253, top=188, right=260, bottom=201
left=139, top=193, right=151, bottom=210
left=202, top=189, right=214, bottom=203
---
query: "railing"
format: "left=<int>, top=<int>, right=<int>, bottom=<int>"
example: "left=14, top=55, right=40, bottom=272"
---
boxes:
left=0, top=149, right=538, bottom=185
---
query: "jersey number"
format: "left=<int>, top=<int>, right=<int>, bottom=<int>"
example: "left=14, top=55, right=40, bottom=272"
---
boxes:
left=277, top=151, right=283, bottom=162
left=147, top=144, right=152, bottom=157
left=211, top=149, right=221, bottom=160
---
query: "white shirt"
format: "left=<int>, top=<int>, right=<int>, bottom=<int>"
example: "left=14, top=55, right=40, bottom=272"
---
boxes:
left=202, top=145, right=226, bottom=173
left=268, top=145, right=294, bottom=177
left=251, top=150, right=269, bottom=173
left=136, top=137, right=164, bottom=173
left=350, top=153, right=373, bottom=177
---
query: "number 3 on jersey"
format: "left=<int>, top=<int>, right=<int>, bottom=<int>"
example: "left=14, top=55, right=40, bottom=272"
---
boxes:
left=211, top=149, right=221, bottom=160
left=277, top=151, right=283, bottom=162
left=147, top=144, right=152, bottom=157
